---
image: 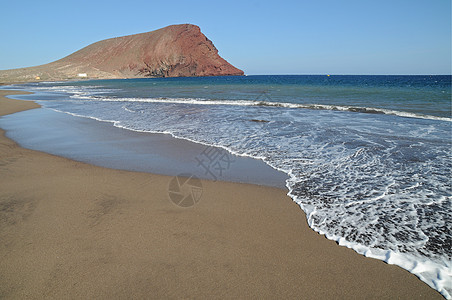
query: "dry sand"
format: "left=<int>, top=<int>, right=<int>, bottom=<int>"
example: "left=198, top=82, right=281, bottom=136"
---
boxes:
left=0, top=90, right=442, bottom=299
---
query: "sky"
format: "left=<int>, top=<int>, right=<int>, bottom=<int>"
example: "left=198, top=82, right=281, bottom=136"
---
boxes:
left=0, top=0, right=450, bottom=75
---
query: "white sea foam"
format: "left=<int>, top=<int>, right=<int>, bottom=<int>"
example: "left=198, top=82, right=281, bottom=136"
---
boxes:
left=289, top=178, right=452, bottom=299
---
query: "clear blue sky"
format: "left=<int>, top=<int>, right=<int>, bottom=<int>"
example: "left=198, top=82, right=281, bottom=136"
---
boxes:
left=1, top=0, right=450, bottom=74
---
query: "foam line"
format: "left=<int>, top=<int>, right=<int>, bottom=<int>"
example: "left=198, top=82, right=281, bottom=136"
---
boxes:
left=74, top=95, right=452, bottom=122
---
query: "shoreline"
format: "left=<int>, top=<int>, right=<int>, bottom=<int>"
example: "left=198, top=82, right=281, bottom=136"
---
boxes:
left=0, top=90, right=442, bottom=298
left=0, top=104, right=288, bottom=189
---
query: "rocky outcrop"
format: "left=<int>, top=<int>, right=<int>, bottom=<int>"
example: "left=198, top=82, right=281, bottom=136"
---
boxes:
left=0, top=24, right=244, bottom=83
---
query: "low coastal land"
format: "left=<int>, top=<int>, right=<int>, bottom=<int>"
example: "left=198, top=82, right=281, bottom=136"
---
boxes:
left=0, top=90, right=441, bottom=298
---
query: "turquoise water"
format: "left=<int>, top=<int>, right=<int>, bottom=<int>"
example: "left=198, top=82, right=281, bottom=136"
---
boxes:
left=4, top=75, right=452, bottom=297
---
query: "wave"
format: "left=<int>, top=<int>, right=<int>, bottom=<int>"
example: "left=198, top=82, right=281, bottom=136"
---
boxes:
left=11, top=83, right=450, bottom=122
left=75, top=95, right=452, bottom=122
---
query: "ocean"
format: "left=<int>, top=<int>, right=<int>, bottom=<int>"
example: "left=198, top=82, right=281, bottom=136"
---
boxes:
left=4, top=75, right=452, bottom=298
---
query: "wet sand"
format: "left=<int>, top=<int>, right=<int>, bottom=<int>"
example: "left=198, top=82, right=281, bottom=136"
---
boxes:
left=0, top=90, right=442, bottom=299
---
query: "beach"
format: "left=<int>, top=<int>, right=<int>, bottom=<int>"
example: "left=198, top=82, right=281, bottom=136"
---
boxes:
left=0, top=90, right=442, bottom=298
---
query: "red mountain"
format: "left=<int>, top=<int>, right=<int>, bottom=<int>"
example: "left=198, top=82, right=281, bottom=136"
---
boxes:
left=0, top=24, right=244, bottom=83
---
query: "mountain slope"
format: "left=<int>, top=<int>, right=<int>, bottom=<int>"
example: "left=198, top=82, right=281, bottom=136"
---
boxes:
left=0, top=24, right=244, bottom=83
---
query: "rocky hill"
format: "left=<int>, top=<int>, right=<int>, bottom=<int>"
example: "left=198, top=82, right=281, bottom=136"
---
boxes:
left=0, top=24, right=243, bottom=83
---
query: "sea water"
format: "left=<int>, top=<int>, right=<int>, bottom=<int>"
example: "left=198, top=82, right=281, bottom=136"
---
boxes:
left=4, top=75, right=451, bottom=298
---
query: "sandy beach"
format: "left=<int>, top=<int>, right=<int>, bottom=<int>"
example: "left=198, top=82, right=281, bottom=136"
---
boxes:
left=0, top=90, right=442, bottom=298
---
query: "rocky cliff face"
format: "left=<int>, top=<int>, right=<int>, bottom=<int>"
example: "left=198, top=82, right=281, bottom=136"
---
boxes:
left=0, top=24, right=244, bottom=83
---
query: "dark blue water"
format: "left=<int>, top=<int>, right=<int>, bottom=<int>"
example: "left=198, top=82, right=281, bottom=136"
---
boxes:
left=3, top=75, right=452, bottom=297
